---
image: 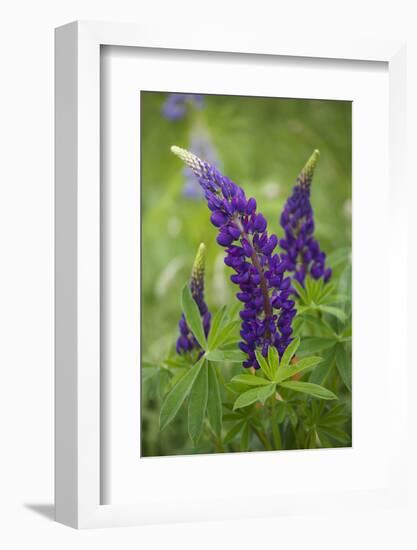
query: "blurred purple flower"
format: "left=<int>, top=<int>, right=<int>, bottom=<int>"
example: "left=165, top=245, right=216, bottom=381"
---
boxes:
left=162, top=93, right=204, bottom=121
left=172, top=146, right=295, bottom=369
left=279, top=150, right=332, bottom=285
left=176, top=243, right=211, bottom=354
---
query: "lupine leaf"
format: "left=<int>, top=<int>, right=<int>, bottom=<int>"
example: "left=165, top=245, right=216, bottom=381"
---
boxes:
left=268, top=346, right=279, bottom=377
left=255, top=350, right=273, bottom=380
left=207, top=363, right=222, bottom=437
left=318, top=426, right=350, bottom=444
left=181, top=285, right=207, bottom=349
left=205, top=349, right=246, bottom=363
left=292, top=279, right=308, bottom=302
left=320, top=294, right=348, bottom=305
left=304, top=276, right=314, bottom=303
left=279, top=336, right=300, bottom=370
left=276, top=355, right=322, bottom=383
left=318, top=305, right=347, bottom=322
left=286, top=403, right=298, bottom=428
left=224, top=381, right=250, bottom=395
left=297, top=336, right=336, bottom=355
left=275, top=402, right=287, bottom=424
left=159, top=356, right=205, bottom=431
left=318, top=282, right=337, bottom=303
left=207, top=305, right=227, bottom=348
left=231, top=374, right=272, bottom=386
left=209, top=320, right=240, bottom=349
left=163, top=357, right=193, bottom=369
left=233, top=383, right=275, bottom=410
left=224, top=421, right=245, bottom=444
left=335, top=343, right=352, bottom=391
left=298, top=314, right=336, bottom=336
left=279, top=380, right=337, bottom=400
left=309, top=346, right=336, bottom=385
left=188, top=362, right=209, bottom=444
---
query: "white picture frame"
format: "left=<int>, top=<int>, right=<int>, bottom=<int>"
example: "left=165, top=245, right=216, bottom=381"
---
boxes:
left=55, top=21, right=407, bottom=529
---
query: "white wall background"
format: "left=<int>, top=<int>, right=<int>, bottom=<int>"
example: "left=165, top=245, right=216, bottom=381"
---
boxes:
left=0, top=1, right=415, bottom=548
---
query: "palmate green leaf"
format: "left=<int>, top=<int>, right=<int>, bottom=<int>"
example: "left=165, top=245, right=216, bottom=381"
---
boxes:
left=318, top=425, right=350, bottom=445
left=163, top=356, right=193, bottom=369
left=209, top=320, right=240, bottom=350
left=207, top=306, right=227, bottom=348
left=318, top=305, right=347, bottom=323
left=297, top=336, right=336, bottom=355
left=255, top=350, right=274, bottom=380
left=159, top=356, right=205, bottom=431
left=231, top=373, right=272, bottom=386
left=224, top=420, right=245, bottom=444
left=292, top=279, right=308, bottom=302
left=207, top=363, right=222, bottom=437
left=298, top=314, right=335, bottom=336
left=188, top=362, right=209, bottom=445
left=279, top=380, right=337, bottom=400
left=319, top=294, right=349, bottom=305
left=224, top=381, right=250, bottom=395
left=181, top=285, right=207, bottom=349
left=275, top=401, right=287, bottom=424
left=233, top=383, right=275, bottom=410
left=205, top=349, right=246, bottom=363
left=304, top=276, right=315, bottom=303
left=335, top=343, right=352, bottom=391
left=318, top=282, right=337, bottom=303
left=279, top=336, right=300, bottom=370
left=276, top=356, right=323, bottom=383
left=309, top=346, right=336, bottom=385
left=268, top=346, right=279, bottom=377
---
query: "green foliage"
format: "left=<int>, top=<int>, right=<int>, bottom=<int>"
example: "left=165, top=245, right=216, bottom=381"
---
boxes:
left=159, top=356, right=205, bottom=432
left=188, top=362, right=209, bottom=444
left=181, top=285, right=207, bottom=349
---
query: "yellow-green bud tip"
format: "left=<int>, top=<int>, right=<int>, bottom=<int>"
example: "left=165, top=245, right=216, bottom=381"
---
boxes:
left=298, top=149, right=320, bottom=185
left=191, top=243, right=206, bottom=286
left=171, top=145, right=204, bottom=176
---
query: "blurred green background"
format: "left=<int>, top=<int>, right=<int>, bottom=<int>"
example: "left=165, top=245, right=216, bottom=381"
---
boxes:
left=140, top=91, right=351, bottom=456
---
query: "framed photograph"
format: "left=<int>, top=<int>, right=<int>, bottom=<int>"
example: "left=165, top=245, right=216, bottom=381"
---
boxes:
left=55, top=21, right=407, bottom=528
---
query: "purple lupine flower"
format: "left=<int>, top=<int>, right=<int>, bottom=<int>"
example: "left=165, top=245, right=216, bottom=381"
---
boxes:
left=279, top=150, right=332, bottom=285
left=176, top=243, right=211, bottom=354
left=162, top=93, right=205, bottom=121
left=171, top=146, right=296, bottom=369
left=183, top=129, right=220, bottom=199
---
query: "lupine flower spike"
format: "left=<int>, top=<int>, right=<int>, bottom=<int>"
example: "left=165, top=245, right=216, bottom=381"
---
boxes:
left=176, top=243, right=211, bottom=354
left=171, top=146, right=296, bottom=369
left=279, top=150, right=332, bottom=285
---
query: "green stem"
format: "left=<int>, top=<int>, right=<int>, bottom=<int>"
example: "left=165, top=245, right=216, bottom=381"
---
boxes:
left=270, top=396, right=282, bottom=450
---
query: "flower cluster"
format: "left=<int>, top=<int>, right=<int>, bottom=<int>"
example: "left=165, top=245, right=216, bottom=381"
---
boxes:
left=171, top=146, right=296, bottom=368
left=162, top=93, right=204, bottom=121
left=279, top=150, right=332, bottom=285
left=176, top=243, right=211, bottom=354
